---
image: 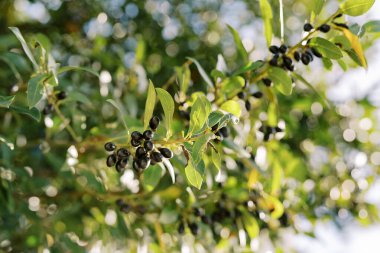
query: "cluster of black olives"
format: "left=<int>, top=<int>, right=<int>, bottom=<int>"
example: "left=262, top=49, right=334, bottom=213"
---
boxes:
left=237, top=89, right=263, bottom=112
left=42, top=91, right=67, bottom=115
left=104, top=142, right=130, bottom=173
left=104, top=116, right=174, bottom=173
left=211, top=124, right=230, bottom=142
left=115, top=199, right=146, bottom=214
left=258, top=124, right=283, bottom=142
left=268, top=44, right=294, bottom=71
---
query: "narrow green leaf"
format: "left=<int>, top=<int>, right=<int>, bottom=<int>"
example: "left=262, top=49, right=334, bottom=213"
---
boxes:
left=58, top=66, right=99, bottom=77
left=242, top=212, right=260, bottom=239
left=9, top=27, right=38, bottom=70
left=227, top=25, right=248, bottom=64
left=341, top=0, right=375, bottom=16
left=34, top=33, right=52, bottom=53
left=9, top=105, right=41, bottom=121
left=322, top=58, right=333, bottom=70
left=271, top=161, right=282, bottom=196
left=0, top=95, right=15, bottom=108
left=106, top=99, right=129, bottom=134
left=220, top=100, right=241, bottom=118
left=191, top=133, right=213, bottom=166
left=232, top=60, right=264, bottom=76
left=268, top=67, right=293, bottom=95
left=292, top=72, right=331, bottom=108
left=185, top=160, right=203, bottom=189
left=260, top=0, right=273, bottom=47
left=156, top=88, right=175, bottom=139
left=188, top=94, right=211, bottom=136
left=67, top=91, right=93, bottom=106
left=143, top=165, right=162, bottom=192
left=312, top=0, right=325, bottom=15
left=309, top=37, right=343, bottom=59
left=144, top=80, right=156, bottom=129
left=207, top=111, right=225, bottom=128
left=186, top=57, right=214, bottom=88
left=220, top=76, right=245, bottom=97
left=27, top=73, right=50, bottom=108
left=211, top=148, right=221, bottom=171
left=342, top=28, right=367, bottom=68
left=363, top=20, right=380, bottom=33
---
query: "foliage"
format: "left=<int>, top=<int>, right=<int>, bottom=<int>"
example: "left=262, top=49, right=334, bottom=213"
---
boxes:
left=0, top=0, right=379, bottom=252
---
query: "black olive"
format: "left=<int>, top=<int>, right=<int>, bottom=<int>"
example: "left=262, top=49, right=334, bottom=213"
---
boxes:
left=245, top=100, right=251, bottom=111
left=43, top=104, right=54, bottom=115
left=279, top=44, right=287, bottom=53
left=219, top=127, right=229, bottom=138
left=136, top=157, right=150, bottom=169
left=283, top=55, right=292, bottom=67
left=104, top=142, right=116, bottom=151
left=237, top=92, right=246, bottom=99
left=131, top=131, right=143, bottom=141
left=106, top=154, right=117, bottom=167
left=149, top=116, right=160, bottom=130
left=144, top=140, right=154, bottom=151
left=301, top=53, right=311, bottom=65
left=188, top=222, right=199, bottom=236
left=115, top=159, right=128, bottom=173
left=201, top=215, right=212, bottom=225
left=178, top=222, right=185, bottom=234
left=311, top=47, right=322, bottom=58
left=120, top=203, right=131, bottom=213
left=303, top=23, right=313, bottom=32
left=151, top=151, right=163, bottom=163
left=294, top=51, right=301, bottom=62
left=319, top=24, right=331, bottom=33
left=135, top=147, right=147, bottom=158
left=262, top=78, right=272, bottom=87
left=252, top=91, right=263, bottom=98
left=269, top=45, right=279, bottom=54
left=142, top=130, right=154, bottom=140
left=117, top=148, right=130, bottom=158
left=56, top=91, right=67, bottom=100
left=158, top=148, right=173, bottom=159
left=131, top=138, right=142, bottom=147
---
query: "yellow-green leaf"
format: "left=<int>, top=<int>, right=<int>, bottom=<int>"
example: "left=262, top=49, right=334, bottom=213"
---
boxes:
left=185, top=160, right=203, bottom=189
left=268, top=67, right=293, bottom=96
left=143, top=80, right=156, bottom=129
left=27, top=73, right=50, bottom=108
left=309, top=37, right=343, bottom=59
left=0, top=95, right=15, bottom=108
left=341, top=0, right=375, bottom=16
left=259, top=0, right=273, bottom=47
left=243, top=213, right=260, bottom=239
left=227, top=25, right=248, bottom=64
left=342, top=28, right=367, bottom=68
left=156, top=88, right=175, bottom=138
left=220, top=100, right=241, bottom=118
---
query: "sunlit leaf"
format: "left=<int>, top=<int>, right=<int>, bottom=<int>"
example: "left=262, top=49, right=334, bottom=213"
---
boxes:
left=220, top=100, right=241, bottom=118
left=144, top=80, right=156, bottom=129
left=227, top=25, right=248, bottom=64
left=186, top=57, right=214, bottom=88
left=341, top=0, right=375, bottom=16
left=342, top=28, right=367, bottom=68
left=259, top=0, right=273, bottom=47
left=156, top=88, right=175, bottom=139
left=9, top=27, right=39, bottom=70
left=185, top=160, right=203, bottom=189
left=268, top=67, right=293, bottom=95
left=309, top=37, right=343, bottom=59
left=0, top=95, right=15, bottom=108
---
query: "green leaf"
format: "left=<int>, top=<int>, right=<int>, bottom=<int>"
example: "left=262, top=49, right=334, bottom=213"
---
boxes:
left=191, top=133, right=213, bottom=166
left=309, top=37, right=343, bottom=59
left=232, top=60, right=264, bottom=76
left=259, top=0, right=273, bottom=47
left=186, top=57, right=214, bottom=88
left=33, top=33, right=52, bottom=53
left=185, top=160, right=203, bottom=189
left=220, top=76, right=245, bottom=97
left=363, top=20, right=380, bottom=33
left=292, top=72, right=331, bottom=108
left=312, top=0, right=325, bottom=15
left=156, top=88, right=175, bottom=139
left=9, top=105, right=41, bottom=121
left=0, top=95, right=15, bottom=108
left=27, top=73, right=50, bottom=108
left=341, top=0, right=375, bottom=16
left=267, top=103, right=277, bottom=126
left=242, top=213, right=260, bottom=239
left=58, top=66, right=99, bottom=77
left=67, top=91, right=92, bottom=106
left=322, top=58, right=333, bottom=71
left=144, top=80, right=156, bottom=129
left=342, top=28, right=367, bottom=68
left=227, top=25, right=248, bottom=64
left=0, top=135, right=14, bottom=150
left=9, top=27, right=39, bottom=70
left=207, top=111, right=225, bottom=128
left=211, top=148, right=221, bottom=171
left=268, top=67, right=293, bottom=95
left=106, top=99, right=129, bottom=134
left=143, top=165, right=162, bottom=192
left=271, top=161, right=282, bottom=196
left=220, top=100, right=241, bottom=118
left=188, top=94, right=211, bottom=136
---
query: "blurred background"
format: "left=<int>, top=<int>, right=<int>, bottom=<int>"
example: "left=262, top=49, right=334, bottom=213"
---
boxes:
left=0, top=0, right=380, bottom=252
